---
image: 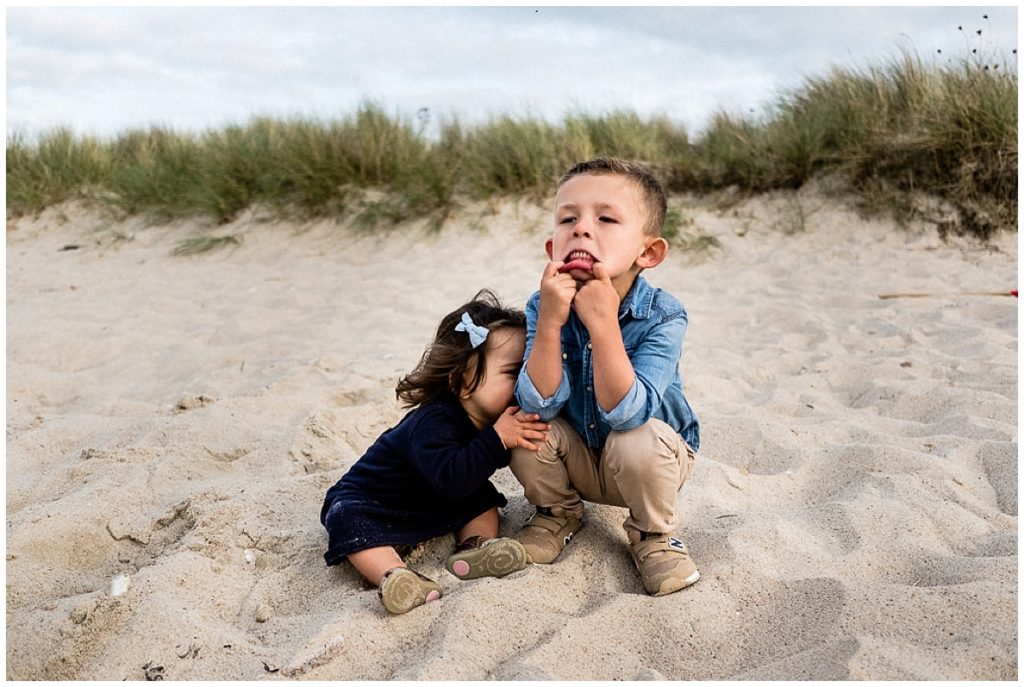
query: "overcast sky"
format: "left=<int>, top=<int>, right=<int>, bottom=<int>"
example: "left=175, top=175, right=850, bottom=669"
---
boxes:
left=5, top=5, right=1018, bottom=140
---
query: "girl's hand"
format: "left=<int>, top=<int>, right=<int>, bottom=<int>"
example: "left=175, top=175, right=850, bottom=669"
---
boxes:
left=537, top=261, right=576, bottom=330
left=494, top=407, right=550, bottom=452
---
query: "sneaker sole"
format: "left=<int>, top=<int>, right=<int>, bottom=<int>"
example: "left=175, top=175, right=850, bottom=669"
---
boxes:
left=653, top=569, right=701, bottom=597
left=379, top=569, right=442, bottom=614
left=446, top=538, right=528, bottom=579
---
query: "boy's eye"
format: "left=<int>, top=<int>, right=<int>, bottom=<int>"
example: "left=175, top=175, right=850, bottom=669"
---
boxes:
left=599, top=216, right=617, bottom=223
left=558, top=216, right=575, bottom=225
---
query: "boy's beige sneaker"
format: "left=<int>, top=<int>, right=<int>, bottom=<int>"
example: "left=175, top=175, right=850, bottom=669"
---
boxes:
left=628, top=531, right=700, bottom=596
left=445, top=536, right=528, bottom=579
left=378, top=567, right=442, bottom=614
left=514, top=508, right=583, bottom=564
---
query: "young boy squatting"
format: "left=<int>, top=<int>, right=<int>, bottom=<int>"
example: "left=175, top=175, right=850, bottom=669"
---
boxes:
left=511, top=156, right=701, bottom=596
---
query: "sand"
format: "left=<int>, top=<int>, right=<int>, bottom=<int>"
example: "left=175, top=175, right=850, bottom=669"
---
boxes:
left=5, top=187, right=1018, bottom=680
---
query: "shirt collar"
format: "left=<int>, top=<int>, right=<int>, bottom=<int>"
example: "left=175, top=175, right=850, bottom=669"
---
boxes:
left=618, top=275, right=654, bottom=320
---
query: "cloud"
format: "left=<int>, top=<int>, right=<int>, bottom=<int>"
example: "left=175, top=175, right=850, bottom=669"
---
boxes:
left=5, top=6, right=1017, bottom=138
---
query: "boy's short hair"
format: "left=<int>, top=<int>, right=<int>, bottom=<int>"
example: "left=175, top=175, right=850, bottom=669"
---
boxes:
left=557, top=156, right=667, bottom=237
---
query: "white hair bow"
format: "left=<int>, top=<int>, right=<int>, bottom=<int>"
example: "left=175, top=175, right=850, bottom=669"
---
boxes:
left=455, top=311, right=489, bottom=349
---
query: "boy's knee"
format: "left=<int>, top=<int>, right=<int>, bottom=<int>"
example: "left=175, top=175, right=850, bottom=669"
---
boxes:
left=603, top=419, right=683, bottom=477
left=510, top=417, right=575, bottom=459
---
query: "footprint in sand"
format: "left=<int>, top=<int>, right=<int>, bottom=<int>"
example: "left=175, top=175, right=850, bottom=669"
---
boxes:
left=977, top=441, right=1017, bottom=516
left=287, top=410, right=361, bottom=475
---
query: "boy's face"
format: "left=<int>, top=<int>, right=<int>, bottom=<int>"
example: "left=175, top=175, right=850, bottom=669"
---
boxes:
left=547, top=173, right=666, bottom=296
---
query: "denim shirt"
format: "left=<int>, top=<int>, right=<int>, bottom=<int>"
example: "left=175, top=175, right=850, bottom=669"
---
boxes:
left=516, top=275, right=700, bottom=452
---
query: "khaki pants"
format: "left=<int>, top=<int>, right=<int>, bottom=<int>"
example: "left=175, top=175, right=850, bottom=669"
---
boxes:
left=509, top=417, right=696, bottom=537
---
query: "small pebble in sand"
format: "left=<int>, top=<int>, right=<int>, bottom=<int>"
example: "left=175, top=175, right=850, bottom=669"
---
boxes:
left=255, top=603, right=273, bottom=623
left=142, top=661, right=165, bottom=681
left=176, top=642, right=201, bottom=659
left=243, top=549, right=257, bottom=565
left=110, top=574, right=131, bottom=597
left=633, top=667, right=666, bottom=680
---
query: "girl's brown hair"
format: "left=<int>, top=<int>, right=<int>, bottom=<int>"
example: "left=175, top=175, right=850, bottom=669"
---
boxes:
left=396, top=289, right=526, bottom=408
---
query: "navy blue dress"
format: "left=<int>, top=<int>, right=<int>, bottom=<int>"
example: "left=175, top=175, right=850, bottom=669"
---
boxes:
left=321, top=394, right=510, bottom=565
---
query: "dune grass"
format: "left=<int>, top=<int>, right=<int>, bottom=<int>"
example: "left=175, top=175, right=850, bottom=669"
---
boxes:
left=172, top=234, right=242, bottom=256
left=6, top=50, right=1017, bottom=239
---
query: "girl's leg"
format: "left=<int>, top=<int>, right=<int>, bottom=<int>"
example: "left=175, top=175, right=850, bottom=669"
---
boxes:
left=347, top=546, right=405, bottom=586
left=455, top=507, right=499, bottom=544
left=348, top=546, right=442, bottom=614
left=446, top=508, right=527, bottom=579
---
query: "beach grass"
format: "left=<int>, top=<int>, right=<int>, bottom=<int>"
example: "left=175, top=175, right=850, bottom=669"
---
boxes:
left=6, top=50, right=1016, bottom=239
left=172, top=234, right=242, bottom=256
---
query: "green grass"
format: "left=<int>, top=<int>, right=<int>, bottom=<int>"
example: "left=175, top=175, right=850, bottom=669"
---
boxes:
left=172, top=234, right=242, bottom=256
left=6, top=128, right=113, bottom=214
left=686, top=50, right=1017, bottom=237
left=6, top=50, right=1017, bottom=239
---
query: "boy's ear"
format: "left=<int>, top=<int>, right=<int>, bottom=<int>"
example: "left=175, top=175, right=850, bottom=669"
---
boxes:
left=636, top=237, right=669, bottom=269
left=545, top=238, right=555, bottom=261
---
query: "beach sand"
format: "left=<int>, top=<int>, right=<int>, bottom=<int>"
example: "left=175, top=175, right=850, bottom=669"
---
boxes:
left=6, top=188, right=1017, bottom=680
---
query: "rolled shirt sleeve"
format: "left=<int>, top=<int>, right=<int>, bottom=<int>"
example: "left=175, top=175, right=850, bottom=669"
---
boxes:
left=516, top=365, right=570, bottom=421
left=597, top=375, right=646, bottom=429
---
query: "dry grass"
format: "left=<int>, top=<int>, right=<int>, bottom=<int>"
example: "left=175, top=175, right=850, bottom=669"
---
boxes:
left=7, top=49, right=1016, bottom=239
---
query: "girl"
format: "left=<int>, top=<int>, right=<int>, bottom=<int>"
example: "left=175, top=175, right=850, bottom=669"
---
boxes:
left=320, top=290, right=550, bottom=614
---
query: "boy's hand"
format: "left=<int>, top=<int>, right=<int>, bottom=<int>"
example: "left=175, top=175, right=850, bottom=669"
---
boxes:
left=493, top=407, right=550, bottom=452
left=573, top=262, right=619, bottom=331
left=537, top=261, right=576, bottom=329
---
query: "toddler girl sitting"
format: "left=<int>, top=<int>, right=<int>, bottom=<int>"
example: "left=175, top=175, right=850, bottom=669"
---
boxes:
left=321, top=290, right=549, bottom=614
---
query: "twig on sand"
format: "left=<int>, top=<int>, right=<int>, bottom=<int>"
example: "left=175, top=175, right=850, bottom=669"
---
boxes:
left=878, top=290, right=1017, bottom=299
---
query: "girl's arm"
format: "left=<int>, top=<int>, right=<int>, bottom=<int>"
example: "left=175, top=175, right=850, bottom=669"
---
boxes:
left=406, top=408, right=509, bottom=500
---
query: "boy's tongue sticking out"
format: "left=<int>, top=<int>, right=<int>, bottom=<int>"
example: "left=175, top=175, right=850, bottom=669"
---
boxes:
left=559, top=250, right=596, bottom=275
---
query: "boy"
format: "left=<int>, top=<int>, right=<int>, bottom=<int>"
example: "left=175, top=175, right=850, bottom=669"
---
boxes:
left=510, top=156, right=701, bottom=596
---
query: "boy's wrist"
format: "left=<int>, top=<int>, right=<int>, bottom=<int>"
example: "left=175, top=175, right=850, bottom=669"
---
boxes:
left=588, top=323, right=624, bottom=351
left=534, top=316, right=565, bottom=343
left=536, top=310, right=566, bottom=331
left=581, top=310, right=618, bottom=334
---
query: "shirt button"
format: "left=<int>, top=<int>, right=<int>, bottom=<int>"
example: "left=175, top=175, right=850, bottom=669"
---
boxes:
left=586, top=342, right=592, bottom=349
left=562, top=352, right=568, bottom=360
left=586, top=386, right=593, bottom=392
left=588, top=423, right=596, bottom=430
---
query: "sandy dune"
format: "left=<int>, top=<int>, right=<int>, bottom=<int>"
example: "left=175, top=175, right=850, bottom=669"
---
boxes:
left=6, top=188, right=1017, bottom=680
